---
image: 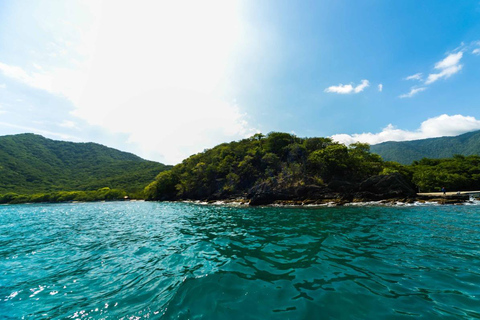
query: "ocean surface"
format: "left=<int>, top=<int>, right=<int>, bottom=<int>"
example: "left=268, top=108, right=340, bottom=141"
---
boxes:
left=1, top=201, right=480, bottom=319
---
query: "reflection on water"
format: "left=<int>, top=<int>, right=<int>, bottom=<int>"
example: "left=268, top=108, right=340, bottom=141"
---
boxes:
left=1, top=202, right=480, bottom=318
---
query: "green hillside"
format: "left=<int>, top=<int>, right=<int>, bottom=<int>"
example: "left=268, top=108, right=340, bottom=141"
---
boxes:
left=370, top=130, right=480, bottom=164
left=145, top=132, right=480, bottom=200
left=0, top=133, right=170, bottom=195
left=145, top=132, right=402, bottom=202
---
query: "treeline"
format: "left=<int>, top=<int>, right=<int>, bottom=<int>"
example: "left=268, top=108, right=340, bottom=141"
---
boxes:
left=0, top=187, right=127, bottom=205
left=145, top=133, right=480, bottom=201
left=145, top=132, right=403, bottom=200
left=411, top=155, right=480, bottom=192
left=5, top=133, right=480, bottom=205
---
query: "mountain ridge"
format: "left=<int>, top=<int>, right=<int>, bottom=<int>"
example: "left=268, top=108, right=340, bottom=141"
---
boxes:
left=370, top=130, right=480, bottom=164
left=0, top=133, right=170, bottom=194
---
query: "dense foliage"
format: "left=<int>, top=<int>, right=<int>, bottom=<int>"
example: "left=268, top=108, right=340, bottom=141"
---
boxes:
left=371, top=130, right=480, bottom=164
left=0, top=187, right=127, bottom=204
left=4, top=132, right=480, bottom=204
left=0, top=133, right=170, bottom=196
left=145, top=133, right=388, bottom=200
left=410, top=155, right=480, bottom=192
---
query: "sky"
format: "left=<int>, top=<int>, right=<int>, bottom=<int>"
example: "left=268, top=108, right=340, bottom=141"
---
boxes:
left=1, top=0, right=480, bottom=164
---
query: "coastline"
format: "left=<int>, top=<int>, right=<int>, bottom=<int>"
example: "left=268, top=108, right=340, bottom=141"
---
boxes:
left=180, top=194, right=475, bottom=207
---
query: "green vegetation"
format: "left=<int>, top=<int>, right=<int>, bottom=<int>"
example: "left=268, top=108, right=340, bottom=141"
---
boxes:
left=145, top=132, right=390, bottom=201
left=0, top=133, right=170, bottom=198
left=145, top=132, right=480, bottom=200
left=4, top=131, right=480, bottom=205
left=410, top=155, right=480, bottom=192
left=371, top=130, right=480, bottom=164
left=0, top=187, right=127, bottom=204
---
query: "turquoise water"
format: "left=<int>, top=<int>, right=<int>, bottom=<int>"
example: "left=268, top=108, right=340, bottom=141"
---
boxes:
left=1, top=202, right=480, bottom=319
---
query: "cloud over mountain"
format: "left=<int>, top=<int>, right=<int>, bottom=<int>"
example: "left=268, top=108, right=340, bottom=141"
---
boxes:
left=332, top=114, right=480, bottom=145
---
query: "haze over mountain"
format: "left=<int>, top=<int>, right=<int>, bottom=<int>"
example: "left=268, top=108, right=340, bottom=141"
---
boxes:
left=0, top=133, right=170, bottom=194
left=371, top=130, right=480, bottom=164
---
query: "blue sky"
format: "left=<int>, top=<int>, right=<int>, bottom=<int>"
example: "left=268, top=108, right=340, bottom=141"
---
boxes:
left=1, top=0, right=480, bottom=164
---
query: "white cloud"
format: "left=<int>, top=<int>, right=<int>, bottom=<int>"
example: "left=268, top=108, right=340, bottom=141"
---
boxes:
left=405, top=73, right=422, bottom=81
left=0, top=62, right=51, bottom=92
left=59, top=120, right=77, bottom=128
left=325, top=83, right=354, bottom=94
left=434, top=52, right=463, bottom=69
left=0, top=0, right=258, bottom=164
left=0, top=61, right=90, bottom=105
left=378, top=84, right=383, bottom=92
left=425, top=64, right=463, bottom=84
left=400, top=45, right=476, bottom=97
left=325, top=79, right=369, bottom=94
left=0, top=83, right=5, bottom=89
left=399, top=87, right=426, bottom=98
left=354, top=80, right=369, bottom=93
left=399, top=50, right=467, bottom=98
left=331, top=114, right=480, bottom=146
left=0, top=121, right=80, bottom=141
left=425, top=52, right=463, bottom=84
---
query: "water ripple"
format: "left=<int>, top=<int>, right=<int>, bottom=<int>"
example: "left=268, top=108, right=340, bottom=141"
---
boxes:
left=1, top=202, right=480, bottom=318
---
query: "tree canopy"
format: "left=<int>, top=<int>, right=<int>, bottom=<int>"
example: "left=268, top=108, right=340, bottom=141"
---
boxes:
left=145, top=133, right=387, bottom=201
left=411, top=155, right=480, bottom=192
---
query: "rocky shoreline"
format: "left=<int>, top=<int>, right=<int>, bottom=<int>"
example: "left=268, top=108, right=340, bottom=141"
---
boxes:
left=196, top=196, right=471, bottom=207
left=188, top=173, right=473, bottom=206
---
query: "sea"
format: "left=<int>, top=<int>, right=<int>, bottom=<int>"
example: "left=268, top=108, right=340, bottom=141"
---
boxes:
left=1, top=201, right=480, bottom=319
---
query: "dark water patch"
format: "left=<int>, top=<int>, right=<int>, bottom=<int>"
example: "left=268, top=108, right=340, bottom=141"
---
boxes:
left=1, top=202, right=480, bottom=318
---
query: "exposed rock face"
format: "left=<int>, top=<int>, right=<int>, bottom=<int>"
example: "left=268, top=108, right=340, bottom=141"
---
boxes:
left=247, top=173, right=417, bottom=206
left=355, top=173, right=417, bottom=201
left=248, top=182, right=291, bottom=206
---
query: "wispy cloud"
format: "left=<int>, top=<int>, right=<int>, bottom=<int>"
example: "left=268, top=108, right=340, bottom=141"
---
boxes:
left=0, top=62, right=86, bottom=103
left=400, top=50, right=465, bottom=98
left=473, top=48, right=480, bottom=55
left=325, top=79, right=370, bottom=94
left=59, top=120, right=77, bottom=129
left=0, top=83, right=5, bottom=89
left=0, top=121, right=81, bottom=141
left=332, top=114, right=480, bottom=146
left=399, top=87, right=426, bottom=98
left=354, top=80, right=369, bottom=93
left=425, top=52, right=463, bottom=84
left=435, top=51, right=463, bottom=69
left=378, top=84, right=383, bottom=92
left=405, top=73, right=422, bottom=81
left=0, top=62, right=53, bottom=93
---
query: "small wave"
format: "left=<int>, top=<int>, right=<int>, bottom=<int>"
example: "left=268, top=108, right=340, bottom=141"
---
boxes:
left=2, top=201, right=480, bottom=319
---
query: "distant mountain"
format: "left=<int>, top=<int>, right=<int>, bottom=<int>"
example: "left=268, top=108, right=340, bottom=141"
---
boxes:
left=370, top=130, right=480, bottom=164
left=0, top=133, right=170, bottom=194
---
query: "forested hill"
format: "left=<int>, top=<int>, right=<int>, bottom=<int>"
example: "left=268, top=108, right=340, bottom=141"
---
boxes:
left=0, top=133, right=170, bottom=194
left=144, top=132, right=415, bottom=204
left=370, top=130, right=480, bottom=164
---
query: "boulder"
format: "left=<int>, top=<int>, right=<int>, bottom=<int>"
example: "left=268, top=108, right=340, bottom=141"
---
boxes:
left=248, top=182, right=283, bottom=206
